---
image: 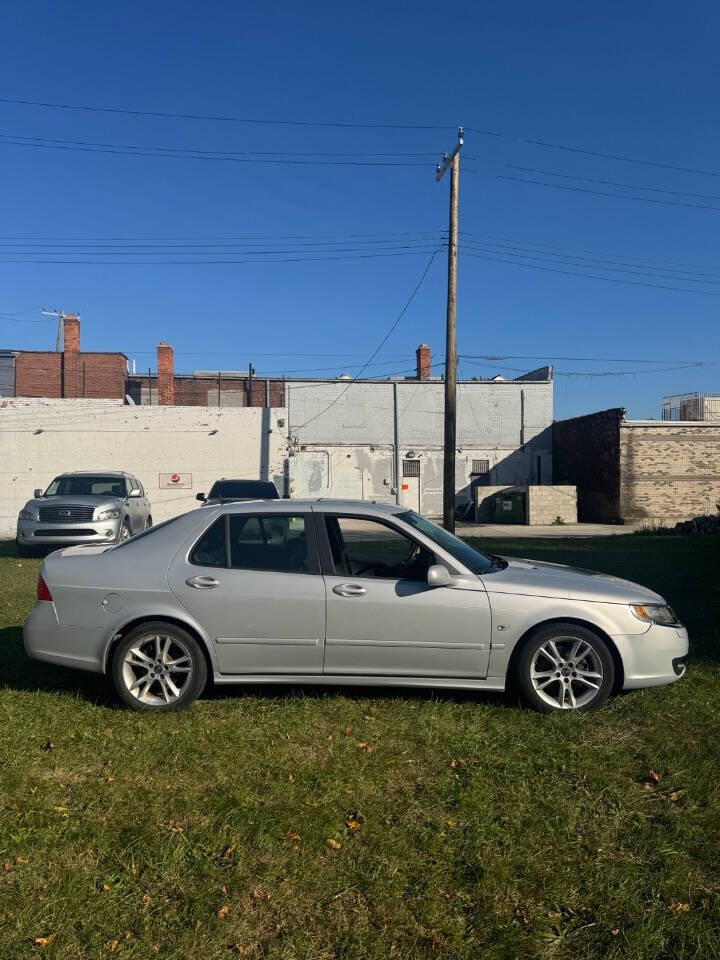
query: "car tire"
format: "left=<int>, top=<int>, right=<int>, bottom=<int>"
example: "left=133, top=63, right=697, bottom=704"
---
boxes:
left=16, top=539, right=32, bottom=558
left=145, top=516, right=153, bottom=530
left=110, top=621, right=207, bottom=712
left=516, top=622, right=615, bottom=713
left=118, top=520, right=131, bottom=542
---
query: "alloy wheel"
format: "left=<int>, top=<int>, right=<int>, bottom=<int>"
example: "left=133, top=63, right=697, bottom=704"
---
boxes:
left=121, top=634, right=193, bottom=706
left=529, top=636, right=604, bottom=710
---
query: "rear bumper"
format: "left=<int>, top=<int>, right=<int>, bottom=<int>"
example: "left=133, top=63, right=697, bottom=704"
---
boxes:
left=17, top=518, right=121, bottom=546
left=24, top=601, right=107, bottom=673
left=614, top=624, right=689, bottom=689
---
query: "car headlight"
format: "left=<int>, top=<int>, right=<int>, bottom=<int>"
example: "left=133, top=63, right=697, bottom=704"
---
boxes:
left=19, top=509, right=37, bottom=521
left=96, top=508, right=122, bottom=521
left=630, top=603, right=682, bottom=627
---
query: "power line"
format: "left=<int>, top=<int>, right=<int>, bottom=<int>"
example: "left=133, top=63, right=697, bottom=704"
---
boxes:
left=0, top=241, right=441, bottom=257
left=492, top=172, right=720, bottom=213
left=0, top=248, right=442, bottom=266
left=0, top=134, right=433, bottom=167
left=460, top=239, right=720, bottom=286
left=461, top=352, right=716, bottom=365
left=4, top=96, right=720, bottom=180
left=461, top=357, right=707, bottom=377
left=293, top=251, right=440, bottom=430
left=459, top=231, right=720, bottom=276
left=459, top=249, right=720, bottom=296
left=0, top=96, right=454, bottom=131
left=0, top=229, right=444, bottom=242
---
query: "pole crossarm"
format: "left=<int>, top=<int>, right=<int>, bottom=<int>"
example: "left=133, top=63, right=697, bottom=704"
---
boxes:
left=435, top=126, right=464, bottom=181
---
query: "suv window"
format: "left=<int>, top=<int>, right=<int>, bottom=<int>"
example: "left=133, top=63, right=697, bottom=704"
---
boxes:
left=190, top=517, right=227, bottom=567
left=229, top=514, right=309, bottom=573
left=325, top=516, right=434, bottom=582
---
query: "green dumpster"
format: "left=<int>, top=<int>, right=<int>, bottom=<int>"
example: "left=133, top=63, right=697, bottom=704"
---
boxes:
left=491, top=489, right=526, bottom=524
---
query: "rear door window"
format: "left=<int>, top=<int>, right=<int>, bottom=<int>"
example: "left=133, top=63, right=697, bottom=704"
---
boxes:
left=229, top=514, right=309, bottom=573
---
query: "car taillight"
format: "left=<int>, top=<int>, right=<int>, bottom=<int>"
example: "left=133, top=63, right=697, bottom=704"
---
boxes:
left=37, top=575, right=53, bottom=602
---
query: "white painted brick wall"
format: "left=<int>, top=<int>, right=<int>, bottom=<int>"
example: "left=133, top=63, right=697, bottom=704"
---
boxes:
left=0, top=398, right=287, bottom=536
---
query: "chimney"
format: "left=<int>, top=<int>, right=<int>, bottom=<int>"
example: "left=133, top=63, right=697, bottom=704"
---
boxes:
left=157, top=342, right=175, bottom=405
left=416, top=342, right=431, bottom=380
left=62, top=314, right=81, bottom=397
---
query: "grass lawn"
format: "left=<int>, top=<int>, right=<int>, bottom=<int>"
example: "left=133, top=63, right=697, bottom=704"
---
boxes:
left=1, top=534, right=719, bottom=959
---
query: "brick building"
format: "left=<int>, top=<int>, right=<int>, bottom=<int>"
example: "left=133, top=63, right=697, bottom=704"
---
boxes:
left=553, top=407, right=720, bottom=525
left=2, top=316, right=128, bottom=400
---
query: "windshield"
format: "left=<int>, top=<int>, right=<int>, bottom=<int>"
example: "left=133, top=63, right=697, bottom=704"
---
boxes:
left=398, top=511, right=495, bottom=575
left=44, top=475, right=128, bottom=498
left=207, top=480, right=278, bottom=500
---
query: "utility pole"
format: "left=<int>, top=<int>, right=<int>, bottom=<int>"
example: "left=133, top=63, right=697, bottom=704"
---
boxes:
left=436, top=127, right=463, bottom=533
left=42, top=308, right=79, bottom=351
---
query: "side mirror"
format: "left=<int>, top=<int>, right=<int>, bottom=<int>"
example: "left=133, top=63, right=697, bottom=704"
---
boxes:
left=34, top=488, right=43, bottom=498
left=427, top=564, right=451, bottom=588
left=129, top=488, right=142, bottom=498
left=196, top=492, right=206, bottom=502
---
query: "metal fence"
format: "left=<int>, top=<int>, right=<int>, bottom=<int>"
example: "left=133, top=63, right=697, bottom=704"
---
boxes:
left=662, top=392, right=720, bottom=421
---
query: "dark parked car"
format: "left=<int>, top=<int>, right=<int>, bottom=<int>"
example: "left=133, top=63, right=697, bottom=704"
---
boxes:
left=196, top=478, right=280, bottom=506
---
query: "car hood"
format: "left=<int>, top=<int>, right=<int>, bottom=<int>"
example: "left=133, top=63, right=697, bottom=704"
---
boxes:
left=24, top=496, right=122, bottom=511
left=480, top=557, right=666, bottom=605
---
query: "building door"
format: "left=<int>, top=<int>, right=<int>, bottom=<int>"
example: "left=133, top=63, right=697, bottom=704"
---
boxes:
left=399, top=459, right=421, bottom=513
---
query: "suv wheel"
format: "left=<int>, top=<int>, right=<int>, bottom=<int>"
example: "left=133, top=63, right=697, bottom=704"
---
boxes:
left=110, top=622, right=207, bottom=712
left=118, top=520, right=131, bottom=542
left=516, top=623, right=615, bottom=713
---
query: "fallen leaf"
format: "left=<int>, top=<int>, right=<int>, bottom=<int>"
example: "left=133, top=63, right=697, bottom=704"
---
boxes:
left=447, top=819, right=458, bottom=829
left=283, top=832, right=301, bottom=843
left=669, top=900, right=690, bottom=913
left=363, top=715, right=374, bottom=722
left=327, top=735, right=334, bottom=741
left=4, top=861, right=12, bottom=872
left=41, top=740, right=54, bottom=751
left=105, top=939, right=119, bottom=952
left=231, top=946, right=246, bottom=955
left=221, top=885, right=227, bottom=895
left=345, top=817, right=361, bottom=831
left=288, top=773, right=294, bottom=783
left=327, top=838, right=342, bottom=850
left=29, top=787, right=37, bottom=795
left=142, top=893, right=151, bottom=907
left=611, top=927, right=620, bottom=936
left=34, top=934, right=56, bottom=947
left=220, top=840, right=236, bottom=860
left=647, top=770, right=660, bottom=784
left=125, top=931, right=133, bottom=940
left=344, top=727, right=352, bottom=736
left=251, top=888, right=271, bottom=900
left=16, top=857, right=28, bottom=865
left=217, top=905, right=229, bottom=920
left=106, top=776, right=115, bottom=785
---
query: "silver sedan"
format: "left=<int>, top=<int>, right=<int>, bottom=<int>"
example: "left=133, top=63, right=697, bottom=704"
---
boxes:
left=24, top=500, right=688, bottom=713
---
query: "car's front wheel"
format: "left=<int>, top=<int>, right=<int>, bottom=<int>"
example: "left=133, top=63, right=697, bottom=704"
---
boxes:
left=516, top=623, right=615, bottom=712
left=110, top=622, right=207, bottom=711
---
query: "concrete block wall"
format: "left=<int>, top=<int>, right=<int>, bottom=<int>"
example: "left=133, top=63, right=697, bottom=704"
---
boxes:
left=0, top=398, right=287, bottom=537
left=527, top=485, right=577, bottom=525
left=473, top=485, right=577, bottom=524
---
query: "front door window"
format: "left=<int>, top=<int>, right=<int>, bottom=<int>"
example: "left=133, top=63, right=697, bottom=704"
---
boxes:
left=324, top=516, right=433, bottom=581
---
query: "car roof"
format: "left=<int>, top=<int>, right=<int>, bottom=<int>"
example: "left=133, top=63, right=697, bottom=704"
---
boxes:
left=55, top=471, right=132, bottom=478
left=211, top=498, right=406, bottom=515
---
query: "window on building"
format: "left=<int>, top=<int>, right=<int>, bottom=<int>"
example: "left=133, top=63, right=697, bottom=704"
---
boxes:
left=471, top=459, right=489, bottom=475
left=402, top=459, right=420, bottom=477
left=324, top=516, right=434, bottom=581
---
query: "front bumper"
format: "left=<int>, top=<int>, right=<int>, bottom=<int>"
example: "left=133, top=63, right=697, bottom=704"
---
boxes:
left=17, top=517, right=121, bottom=546
left=614, top=623, right=689, bottom=689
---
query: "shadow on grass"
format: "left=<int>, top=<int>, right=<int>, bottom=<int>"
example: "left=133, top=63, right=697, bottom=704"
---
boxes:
left=0, top=622, right=519, bottom=713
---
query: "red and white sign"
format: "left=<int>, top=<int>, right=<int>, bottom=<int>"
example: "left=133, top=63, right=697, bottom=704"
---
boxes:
left=158, top=472, right=192, bottom=489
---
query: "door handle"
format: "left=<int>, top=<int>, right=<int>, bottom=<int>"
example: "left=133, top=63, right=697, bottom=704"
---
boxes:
left=333, top=583, right=367, bottom=597
left=186, top=575, right=220, bottom=589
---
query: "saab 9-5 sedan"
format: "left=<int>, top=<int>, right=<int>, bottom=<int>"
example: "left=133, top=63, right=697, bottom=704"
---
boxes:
left=24, top=500, right=688, bottom=712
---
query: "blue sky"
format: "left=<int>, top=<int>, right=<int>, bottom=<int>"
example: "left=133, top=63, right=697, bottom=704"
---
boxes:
left=1, top=0, right=719, bottom=418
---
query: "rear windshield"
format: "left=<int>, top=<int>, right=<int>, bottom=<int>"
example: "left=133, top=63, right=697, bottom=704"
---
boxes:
left=207, top=480, right=278, bottom=500
left=45, top=476, right=127, bottom=498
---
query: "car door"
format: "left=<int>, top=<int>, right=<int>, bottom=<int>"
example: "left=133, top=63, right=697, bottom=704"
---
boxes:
left=167, top=511, right=325, bottom=675
left=319, top=512, right=492, bottom=678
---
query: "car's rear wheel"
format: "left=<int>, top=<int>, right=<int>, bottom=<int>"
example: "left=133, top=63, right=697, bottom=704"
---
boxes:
left=110, top=622, right=207, bottom=712
left=516, top=623, right=615, bottom=713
